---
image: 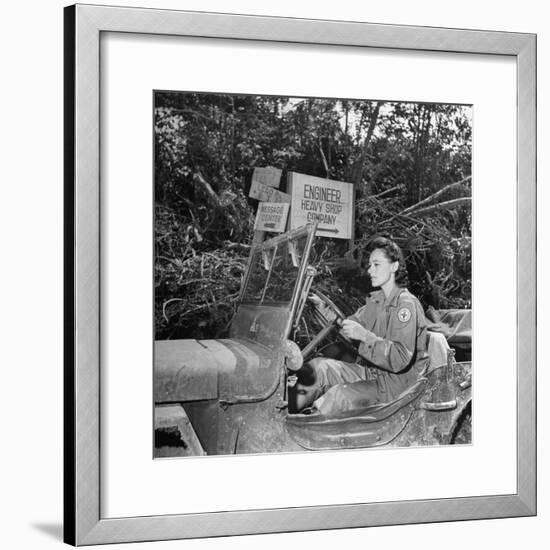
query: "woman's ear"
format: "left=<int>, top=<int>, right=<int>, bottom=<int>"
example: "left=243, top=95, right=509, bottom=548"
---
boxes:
left=391, top=261, right=399, bottom=274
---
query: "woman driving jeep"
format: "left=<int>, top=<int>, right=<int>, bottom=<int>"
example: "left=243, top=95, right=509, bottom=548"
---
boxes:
left=293, top=236, right=429, bottom=415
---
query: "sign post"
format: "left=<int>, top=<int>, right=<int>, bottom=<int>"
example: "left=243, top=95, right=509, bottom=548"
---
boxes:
left=287, top=172, right=354, bottom=239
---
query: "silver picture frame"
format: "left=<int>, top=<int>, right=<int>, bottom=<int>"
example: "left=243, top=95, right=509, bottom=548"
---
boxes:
left=64, top=3, right=536, bottom=545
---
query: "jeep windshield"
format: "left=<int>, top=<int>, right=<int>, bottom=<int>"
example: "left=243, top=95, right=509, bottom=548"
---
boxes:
left=240, top=224, right=316, bottom=306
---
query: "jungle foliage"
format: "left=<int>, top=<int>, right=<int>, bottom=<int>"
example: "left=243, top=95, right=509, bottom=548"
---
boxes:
left=154, top=92, right=472, bottom=340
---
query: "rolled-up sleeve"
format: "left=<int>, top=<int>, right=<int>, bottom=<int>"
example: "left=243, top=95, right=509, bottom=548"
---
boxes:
left=357, top=299, right=417, bottom=373
left=347, top=305, right=367, bottom=325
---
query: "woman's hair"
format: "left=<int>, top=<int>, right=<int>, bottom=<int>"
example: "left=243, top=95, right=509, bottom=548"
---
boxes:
left=367, top=236, right=409, bottom=287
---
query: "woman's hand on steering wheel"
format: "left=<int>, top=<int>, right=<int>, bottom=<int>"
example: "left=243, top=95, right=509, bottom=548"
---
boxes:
left=340, top=319, right=370, bottom=341
left=308, top=291, right=354, bottom=345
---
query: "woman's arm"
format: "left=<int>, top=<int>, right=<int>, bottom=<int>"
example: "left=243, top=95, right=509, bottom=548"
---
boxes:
left=346, top=299, right=418, bottom=373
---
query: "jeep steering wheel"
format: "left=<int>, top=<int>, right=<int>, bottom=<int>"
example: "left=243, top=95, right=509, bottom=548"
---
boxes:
left=300, top=291, right=354, bottom=361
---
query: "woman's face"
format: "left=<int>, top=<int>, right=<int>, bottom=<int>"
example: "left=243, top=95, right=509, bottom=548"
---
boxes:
left=367, top=248, right=398, bottom=289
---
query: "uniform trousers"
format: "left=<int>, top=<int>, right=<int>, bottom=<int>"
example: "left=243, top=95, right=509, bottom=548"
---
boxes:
left=306, top=357, right=383, bottom=415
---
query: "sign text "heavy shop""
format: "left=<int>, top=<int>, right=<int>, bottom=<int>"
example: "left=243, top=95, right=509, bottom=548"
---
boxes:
left=288, top=172, right=353, bottom=239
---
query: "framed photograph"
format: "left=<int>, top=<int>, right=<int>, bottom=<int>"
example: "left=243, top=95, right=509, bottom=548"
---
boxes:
left=64, top=3, right=536, bottom=545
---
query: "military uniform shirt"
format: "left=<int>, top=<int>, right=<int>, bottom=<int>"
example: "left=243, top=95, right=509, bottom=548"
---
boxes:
left=348, top=286, right=429, bottom=401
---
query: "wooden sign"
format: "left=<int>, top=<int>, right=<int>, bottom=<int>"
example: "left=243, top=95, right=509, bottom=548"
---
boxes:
left=253, top=202, right=290, bottom=233
left=249, top=180, right=291, bottom=203
left=251, top=166, right=282, bottom=188
left=287, top=172, right=354, bottom=239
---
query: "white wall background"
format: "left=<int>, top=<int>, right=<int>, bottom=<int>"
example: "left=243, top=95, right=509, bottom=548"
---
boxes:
left=0, top=1, right=546, bottom=549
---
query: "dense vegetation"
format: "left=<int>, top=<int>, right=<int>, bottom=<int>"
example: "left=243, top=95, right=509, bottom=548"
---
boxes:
left=154, top=92, right=471, bottom=340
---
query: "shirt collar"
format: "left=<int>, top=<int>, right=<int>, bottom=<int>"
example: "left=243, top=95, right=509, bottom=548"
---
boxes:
left=368, top=286, right=405, bottom=307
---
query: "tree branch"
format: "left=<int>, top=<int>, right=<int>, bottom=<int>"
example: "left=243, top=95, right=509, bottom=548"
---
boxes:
left=409, top=197, right=471, bottom=217
left=318, top=139, right=330, bottom=177
left=371, top=185, right=401, bottom=199
left=351, top=101, right=383, bottom=185
left=193, top=171, right=221, bottom=207
left=400, top=176, right=471, bottom=215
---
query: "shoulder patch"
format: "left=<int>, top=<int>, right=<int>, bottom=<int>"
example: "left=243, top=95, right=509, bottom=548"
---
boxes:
left=397, top=307, right=412, bottom=323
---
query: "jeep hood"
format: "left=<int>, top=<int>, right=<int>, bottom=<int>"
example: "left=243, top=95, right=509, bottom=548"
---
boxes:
left=154, top=338, right=280, bottom=403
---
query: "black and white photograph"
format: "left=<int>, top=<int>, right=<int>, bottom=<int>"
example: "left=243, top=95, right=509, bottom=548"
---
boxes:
left=153, top=92, right=473, bottom=457
left=3, top=0, right=545, bottom=548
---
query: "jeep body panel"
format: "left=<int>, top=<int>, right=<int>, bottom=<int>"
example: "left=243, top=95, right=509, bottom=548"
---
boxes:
left=286, top=362, right=472, bottom=450
left=154, top=338, right=277, bottom=403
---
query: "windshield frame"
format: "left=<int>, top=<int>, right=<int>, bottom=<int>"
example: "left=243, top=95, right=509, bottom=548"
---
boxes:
left=238, top=223, right=317, bottom=313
